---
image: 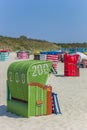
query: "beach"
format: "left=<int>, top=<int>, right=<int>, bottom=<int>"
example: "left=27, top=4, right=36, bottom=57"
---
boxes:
left=0, top=52, right=87, bottom=130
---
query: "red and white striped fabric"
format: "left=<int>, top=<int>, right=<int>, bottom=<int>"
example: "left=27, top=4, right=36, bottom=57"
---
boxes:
left=47, top=54, right=58, bottom=71
left=17, top=52, right=28, bottom=59
left=22, top=52, right=28, bottom=59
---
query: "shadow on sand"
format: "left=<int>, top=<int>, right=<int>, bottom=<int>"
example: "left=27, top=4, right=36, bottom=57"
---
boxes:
left=0, top=105, right=23, bottom=118
left=55, top=74, right=65, bottom=77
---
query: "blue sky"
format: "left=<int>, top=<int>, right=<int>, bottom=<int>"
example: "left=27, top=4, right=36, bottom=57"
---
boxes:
left=0, top=0, right=87, bottom=43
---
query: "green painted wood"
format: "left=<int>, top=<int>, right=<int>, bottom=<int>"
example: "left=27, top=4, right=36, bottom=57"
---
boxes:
left=7, top=60, right=52, bottom=117
left=7, top=60, right=52, bottom=101
left=43, top=89, right=47, bottom=115
left=29, top=86, right=36, bottom=116
left=7, top=100, right=28, bottom=117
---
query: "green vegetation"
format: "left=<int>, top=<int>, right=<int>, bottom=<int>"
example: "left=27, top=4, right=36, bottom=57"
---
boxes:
left=54, top=42, right=87, bottom=49
left=0, top=35, right=87, bottom=53
left=0, top=35, right=59, bottom=53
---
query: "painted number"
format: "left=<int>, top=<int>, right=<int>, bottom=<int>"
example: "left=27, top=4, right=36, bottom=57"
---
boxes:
left=32, top=64, right=49, bottom=77
left=43, top=64, right=49, bottom=74
left=9, top=71, right=26, bottom=84
left=37, top=65, right=43, bottom=75
left=15, top=72, right=19, bottom=83
left=21, top=73, right=25, bottom=84
left=8, top=64, right=49, bottom=83
left=32, top=65, right=37, bottom=76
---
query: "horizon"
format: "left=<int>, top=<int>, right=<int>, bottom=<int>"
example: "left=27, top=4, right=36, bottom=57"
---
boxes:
left=1, top=35, right=87, bottom=44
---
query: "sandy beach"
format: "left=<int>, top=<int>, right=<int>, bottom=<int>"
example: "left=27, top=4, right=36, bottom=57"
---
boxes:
left=0, top=52, right=87, bottom=130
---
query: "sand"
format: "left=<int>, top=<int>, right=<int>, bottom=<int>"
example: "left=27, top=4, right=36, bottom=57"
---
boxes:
left=0, top=52, right=87, bottom=130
